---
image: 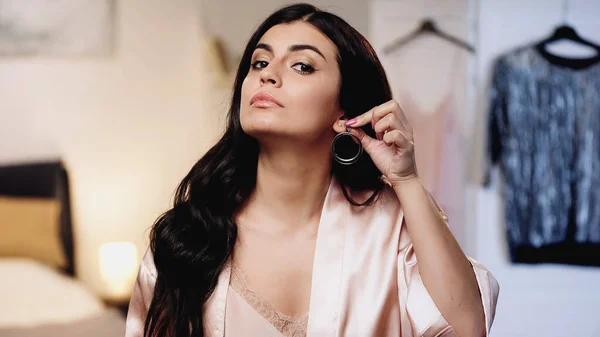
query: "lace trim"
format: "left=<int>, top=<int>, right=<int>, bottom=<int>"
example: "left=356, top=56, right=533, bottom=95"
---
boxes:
left=229, top=260, right=309, bottom=337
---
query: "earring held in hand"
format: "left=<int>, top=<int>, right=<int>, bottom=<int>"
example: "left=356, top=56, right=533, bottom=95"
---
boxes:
left=331, top=126, right=363, bottom=165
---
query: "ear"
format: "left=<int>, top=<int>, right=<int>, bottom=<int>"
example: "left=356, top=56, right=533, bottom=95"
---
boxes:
left=332, top=113, right=347, bottom=133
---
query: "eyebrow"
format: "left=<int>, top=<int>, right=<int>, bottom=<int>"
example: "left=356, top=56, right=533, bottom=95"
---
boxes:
left=255, top=43, right=327, bottom=61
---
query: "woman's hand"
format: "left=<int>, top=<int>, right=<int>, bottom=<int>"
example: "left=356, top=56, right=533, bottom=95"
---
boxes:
left=346, top=101, right=489, bottom=337
left=345, top=99, right=417, bottom=186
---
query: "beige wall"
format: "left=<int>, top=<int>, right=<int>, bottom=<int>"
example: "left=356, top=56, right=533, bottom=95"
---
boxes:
left=200, top=0, right=370, bottom=68
left=0, top=0, right=229, bottom=296
left=0, top=0, right=372, bottom=299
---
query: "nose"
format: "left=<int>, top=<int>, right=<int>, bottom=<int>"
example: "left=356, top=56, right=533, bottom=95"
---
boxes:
left=259, top=63, right=281, bottom=87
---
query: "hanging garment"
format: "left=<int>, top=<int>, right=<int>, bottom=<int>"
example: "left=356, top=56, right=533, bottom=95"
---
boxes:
left=125, top=176, right=499, bottom=337
left=397, top=50, right=466, bottom=244
left=486, top=45, right=600, bottom=266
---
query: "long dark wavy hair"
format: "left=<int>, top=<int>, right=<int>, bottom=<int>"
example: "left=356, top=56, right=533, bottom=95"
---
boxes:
left=144, top=3, right=393, bottom=336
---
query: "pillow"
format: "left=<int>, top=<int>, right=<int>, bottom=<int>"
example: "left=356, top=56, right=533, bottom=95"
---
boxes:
left=0, top=196, right=67, bottom=269
left=0, top=258, right=105, bottom=327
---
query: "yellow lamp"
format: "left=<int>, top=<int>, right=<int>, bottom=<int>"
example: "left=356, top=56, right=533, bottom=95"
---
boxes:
left=99, top=241, right=138, bottom=301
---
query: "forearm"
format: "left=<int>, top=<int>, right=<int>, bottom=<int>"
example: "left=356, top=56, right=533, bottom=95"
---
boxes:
left=392, top=178, right=485, bottom=337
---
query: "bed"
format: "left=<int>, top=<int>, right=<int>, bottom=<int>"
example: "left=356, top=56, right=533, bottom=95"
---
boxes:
left=0, top=161, right=126, bottom=336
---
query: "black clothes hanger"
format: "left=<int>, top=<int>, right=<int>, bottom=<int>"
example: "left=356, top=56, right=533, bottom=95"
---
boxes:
left=535, top=25, right=600, bottom=70
left=535, top=0, right=600, bottom=68
left=382, top=18, right=475, bottom=55
left=537, top=24, right=600, bottom=52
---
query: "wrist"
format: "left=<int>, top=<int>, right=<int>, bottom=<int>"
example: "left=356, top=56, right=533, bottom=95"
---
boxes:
left=389, top=175, right=421, bottom=190
left=390, top=176, right=424, bottom=201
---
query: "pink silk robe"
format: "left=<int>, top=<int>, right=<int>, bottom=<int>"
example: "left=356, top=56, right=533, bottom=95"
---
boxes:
left=125, top=177, right=499, bottom=337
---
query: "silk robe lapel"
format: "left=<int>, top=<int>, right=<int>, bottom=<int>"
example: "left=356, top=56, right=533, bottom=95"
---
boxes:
left=306, top=176, right=348, bottom=337
left=203, top=259, right=231, bottom=337
left=202, top=176, right=347, bottom=337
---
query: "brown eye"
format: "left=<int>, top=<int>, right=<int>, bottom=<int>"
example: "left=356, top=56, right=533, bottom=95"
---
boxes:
left=251, top=60, right=269, bottom=69
left=292, top=62, right=315, bottom=74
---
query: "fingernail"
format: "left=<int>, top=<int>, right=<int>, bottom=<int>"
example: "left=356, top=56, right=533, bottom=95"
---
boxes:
left=345, top=118, right=357, bottom=126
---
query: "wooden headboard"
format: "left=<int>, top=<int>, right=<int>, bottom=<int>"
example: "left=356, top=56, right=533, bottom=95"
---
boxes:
left=0, top=161, right=75, bottom=276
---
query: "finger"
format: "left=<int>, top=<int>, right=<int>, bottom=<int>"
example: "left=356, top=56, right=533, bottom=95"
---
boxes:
left=346, top=106, right=376, bottom=129
left=378, top=111, right=414, bottom=144
left=347, top=126, right=376, bottom=150
left=383, top=129, right=412, bottom=149
left=374, top=114, right=396, bottom=140
left=391, top=100, right=410, bottom=126
left=346, top=100, right=400, bottom=128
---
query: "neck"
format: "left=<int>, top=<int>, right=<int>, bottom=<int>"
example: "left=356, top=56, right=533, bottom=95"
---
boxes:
left=241, top=140, right=333, bottom=235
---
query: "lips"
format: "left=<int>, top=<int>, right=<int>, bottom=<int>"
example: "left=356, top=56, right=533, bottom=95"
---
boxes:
left=250, top=92, right=283, bottom=108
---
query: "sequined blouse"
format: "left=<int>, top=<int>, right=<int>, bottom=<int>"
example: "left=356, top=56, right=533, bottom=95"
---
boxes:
left=487, top=45, right=600, bottom=265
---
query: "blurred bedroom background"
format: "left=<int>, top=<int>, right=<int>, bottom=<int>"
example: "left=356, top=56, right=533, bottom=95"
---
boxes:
left=0, top=0, right=598, bottom=336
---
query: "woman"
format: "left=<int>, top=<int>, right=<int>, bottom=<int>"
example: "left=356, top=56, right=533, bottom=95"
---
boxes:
left=125, top=3, right=499, bottom=337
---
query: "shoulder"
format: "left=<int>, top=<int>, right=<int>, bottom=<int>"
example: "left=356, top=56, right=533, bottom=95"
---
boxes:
left=348, top=185, right=403, bottom=223
left=349, top=185, right=406, bottom=241
left=139, top=247, right=157, bottom=280
left=377, top=185, right=403, bottom=214
left=372, top=186, right=449, bottom=251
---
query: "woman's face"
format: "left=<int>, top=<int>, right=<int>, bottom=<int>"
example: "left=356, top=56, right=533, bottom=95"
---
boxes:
left=240, top=21, right=343, bottom=144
